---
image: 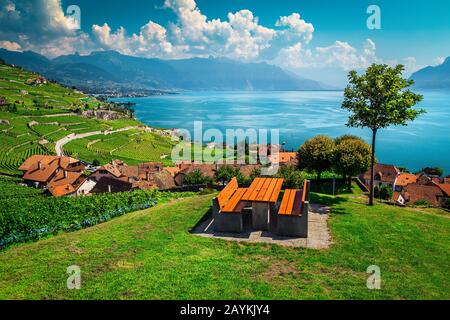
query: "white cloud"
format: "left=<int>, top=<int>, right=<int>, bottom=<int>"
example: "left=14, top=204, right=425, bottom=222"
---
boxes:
left=0, top=0, right=423, bottom=82
left=276, top=38, right=380, bottom=71
left=0, top=40, right=21, bottom=51
left=92, top=21, right=177, bottom=58
left=0, top=0, right=91, bottom=57
left=434, top=56, right=445, bottom=65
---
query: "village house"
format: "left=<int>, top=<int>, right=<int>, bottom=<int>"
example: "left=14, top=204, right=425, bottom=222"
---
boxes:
left=18, top=155, right=90, bottom=197
left=401, top=182, right=446, bottom=207
left=268, top=152, right=298, bottom=166
left=394, top=173, right=417, bottom=192
left=25, top=76, right=48, bottom=86
left=361, top=163, right=400, bottom=190
left=91, top=159, right=174, bottom=191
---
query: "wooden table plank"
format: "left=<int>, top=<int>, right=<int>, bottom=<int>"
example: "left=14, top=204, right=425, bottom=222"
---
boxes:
left=260, top=178, right=278, bottom=202
left=255, top=178, right=273, bottom=201
left=242, top=177, right=261, bottom=201
left=268, top=179, right=284, bottom=203
left=245, top=178, right=265, bottom=201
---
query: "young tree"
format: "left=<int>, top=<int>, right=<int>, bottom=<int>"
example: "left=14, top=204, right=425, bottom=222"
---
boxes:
left=297, top=135, right=335, bottom=179
left=277, top=165, right=306, bottom=189
left=342, top=64, right=425, bottom=205
left=184, top=169, right=211, bottom=185
left=333, top=136, right=372, bottom=190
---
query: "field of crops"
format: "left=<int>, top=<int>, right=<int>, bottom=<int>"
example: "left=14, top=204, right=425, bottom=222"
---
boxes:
left=0, top=175, right=45, bottom=200
left=0, top=189, right=194, bottom=249
left=0, top=63, right=175, bottom=173
left=65, top=130, right=176, bottom=166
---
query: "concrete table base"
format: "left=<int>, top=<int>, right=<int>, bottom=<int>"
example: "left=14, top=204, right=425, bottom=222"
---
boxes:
left=252, top=202, right=270, bottom=231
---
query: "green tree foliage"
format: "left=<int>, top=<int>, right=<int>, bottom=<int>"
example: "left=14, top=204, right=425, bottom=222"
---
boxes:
left=374, top=185, right=393, bottom=201
left=333, top=135, right=372, bottom=190
left=342, top=64, right=425, bottom=205
left=421, top=167, right=444, bottom=177
left=277, top=165, right=306, bottom=189
left=297, top=135, right=335, bottom=179
left=184, top=169, right=212, bottom=185
left=215, top=165, right=250, bottom=185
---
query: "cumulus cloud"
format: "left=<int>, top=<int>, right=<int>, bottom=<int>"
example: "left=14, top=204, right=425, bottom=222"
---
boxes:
left=92, top=21, right=177, bottom=58
left=275, top=38, right=380, bottom=72
left=0, top=40, right=21, bottom=51
left=434, top=56, right=445, bottom=65
left=0, top=0, right=92, bottom=56
left=0, top=0, right=422, bottom=81
left=91, top=0, right=313, bottom=61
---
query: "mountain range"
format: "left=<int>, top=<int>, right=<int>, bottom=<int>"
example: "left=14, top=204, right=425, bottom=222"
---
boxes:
left=0, top=49, right=331, bottom=94
left=410, top=57, right=450, bottom=90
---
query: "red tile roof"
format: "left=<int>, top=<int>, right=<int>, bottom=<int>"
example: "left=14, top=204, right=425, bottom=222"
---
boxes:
left=403, top=183, right=445, bottom=207
left=437, top=184, right=450, bottom=197
left=363, top=164, right=400, bottom=184
left=395, top=173, right=417, bottom=187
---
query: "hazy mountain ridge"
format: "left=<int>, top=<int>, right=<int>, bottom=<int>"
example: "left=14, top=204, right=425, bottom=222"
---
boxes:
left=0, top=49, right=331, bottom=93
left=410, top=57, right=450, bottom=89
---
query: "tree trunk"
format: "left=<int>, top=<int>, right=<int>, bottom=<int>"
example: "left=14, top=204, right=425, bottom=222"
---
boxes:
left=369, top=129, right=377, bottom=206
left=348, top=177, right=352, bottom=191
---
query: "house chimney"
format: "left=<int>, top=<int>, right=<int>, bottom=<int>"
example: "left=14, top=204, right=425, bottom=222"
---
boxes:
left=146, top=172, right=150, bottom=181
left=108, top=185, right=112, bottom=193
left=37, top=161, right=42, bottom=170
left=63, top=170, right=67, bottom=179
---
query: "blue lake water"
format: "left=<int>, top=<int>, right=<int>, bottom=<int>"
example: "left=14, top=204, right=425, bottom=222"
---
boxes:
left=113, top=90, right=450, bottom=174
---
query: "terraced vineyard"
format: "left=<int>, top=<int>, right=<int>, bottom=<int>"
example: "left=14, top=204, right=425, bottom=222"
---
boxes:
left=0, top=63, right=165, bottom=174
left=0, top=175, right=45, bottom=200
left=64, top=130, right=176, bottom=166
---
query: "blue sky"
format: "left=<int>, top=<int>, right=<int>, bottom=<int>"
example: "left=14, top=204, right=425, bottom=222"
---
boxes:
left=1, top=0, right=449, bottom=85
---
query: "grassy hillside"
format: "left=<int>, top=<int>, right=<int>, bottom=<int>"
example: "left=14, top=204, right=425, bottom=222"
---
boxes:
left=0, top=63, right=175, bottom=173
left=0, top=188, right=448, bottom=299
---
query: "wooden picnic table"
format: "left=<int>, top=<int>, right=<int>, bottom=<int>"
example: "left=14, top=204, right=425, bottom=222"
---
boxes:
left=241, top=177, right=284, bottom=203
left=241, top=177, right=284, bottom=230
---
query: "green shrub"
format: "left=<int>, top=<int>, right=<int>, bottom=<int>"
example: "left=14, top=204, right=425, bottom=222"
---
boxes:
left=0, top=190, right=188, bottom=249
left=277, top=165, right=306, bottom=189
left=184, top=169, right=212, bottom=185
left=414, top=199, right=430, bottom=207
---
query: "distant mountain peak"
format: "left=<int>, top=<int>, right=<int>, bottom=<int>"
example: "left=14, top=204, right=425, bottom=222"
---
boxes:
left=410, top=56, right=450, bottom=90
left=0, top=48, right=333, bottom=93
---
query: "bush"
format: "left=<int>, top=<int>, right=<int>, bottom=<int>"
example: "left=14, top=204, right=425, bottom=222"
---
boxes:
left=414, top=199, right=430, bottom=207
left=184, top=169, right=212, bottom=185
left=378, top=185, right=393, bottom=200
left=442, top=199, right=450, bottom=210
left=277, top=165, right=306, bottom=189
left=0, top=190, right=186, bottom=249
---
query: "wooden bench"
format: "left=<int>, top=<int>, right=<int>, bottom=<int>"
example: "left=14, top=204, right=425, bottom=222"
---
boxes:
left=216, top=177, right=248, bottom=213
left=278, top=180, right=308, bottom=216
left=276, top=180, right=310, bottom=237
left=214, top=177, right=249, bottom=233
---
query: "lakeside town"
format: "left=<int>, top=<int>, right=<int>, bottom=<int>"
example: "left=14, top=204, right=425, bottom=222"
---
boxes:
left=17, top=151, right=450, bottom=210
left=0, top=0, right=449, bottom=302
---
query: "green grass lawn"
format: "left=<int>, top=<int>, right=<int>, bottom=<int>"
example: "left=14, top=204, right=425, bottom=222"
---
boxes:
left=0, top=188, right=448, bottom=300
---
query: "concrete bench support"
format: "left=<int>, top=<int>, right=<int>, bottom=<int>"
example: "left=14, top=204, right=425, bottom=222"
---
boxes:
left=215, top=213, right=243, bottom=233
left=276, top=201, right=309, bottom=238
